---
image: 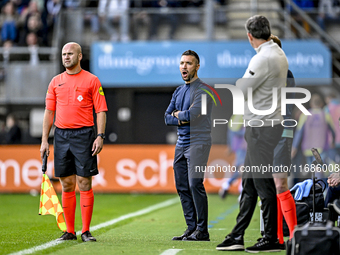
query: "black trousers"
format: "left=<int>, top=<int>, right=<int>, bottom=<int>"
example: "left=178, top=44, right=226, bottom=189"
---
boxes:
left=231, top=125, right=283, bottom=241
left=173, top=144, right=211, bottom=232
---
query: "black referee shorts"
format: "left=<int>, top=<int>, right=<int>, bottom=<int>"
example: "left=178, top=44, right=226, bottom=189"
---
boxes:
left=54, top=126, right=99, bottom=177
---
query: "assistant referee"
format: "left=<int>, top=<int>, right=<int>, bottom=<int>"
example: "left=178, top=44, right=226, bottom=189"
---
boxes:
left=40, top=42, right=108, bottom=242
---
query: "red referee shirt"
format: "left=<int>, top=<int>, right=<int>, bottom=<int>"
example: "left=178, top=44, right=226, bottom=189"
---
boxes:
left=45, top=70, right=108, bottom=129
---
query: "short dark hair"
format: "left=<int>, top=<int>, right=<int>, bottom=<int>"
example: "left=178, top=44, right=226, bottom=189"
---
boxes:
left=181, top=50, right=200, bottom=64
left=245, top=15, right=271, bottom=40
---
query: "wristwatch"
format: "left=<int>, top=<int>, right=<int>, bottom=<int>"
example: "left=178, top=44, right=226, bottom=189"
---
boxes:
left=97, top=133, right=105, bottom=140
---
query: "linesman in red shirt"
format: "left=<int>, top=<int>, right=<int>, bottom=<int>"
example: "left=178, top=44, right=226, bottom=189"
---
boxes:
left=40, top=42, right=108, bottom=242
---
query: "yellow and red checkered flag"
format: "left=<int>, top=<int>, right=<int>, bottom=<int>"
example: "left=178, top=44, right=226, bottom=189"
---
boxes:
left=39, top=153, right=66, bottom=232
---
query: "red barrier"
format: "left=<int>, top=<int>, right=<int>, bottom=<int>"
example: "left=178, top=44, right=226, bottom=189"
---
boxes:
left=0, top=145, right=240, bottom=194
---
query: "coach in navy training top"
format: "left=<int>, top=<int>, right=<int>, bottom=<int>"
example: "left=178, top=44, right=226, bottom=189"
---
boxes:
left=164, top=50, right=212, bottom=242
left=164, top=79, right=212, bottom=147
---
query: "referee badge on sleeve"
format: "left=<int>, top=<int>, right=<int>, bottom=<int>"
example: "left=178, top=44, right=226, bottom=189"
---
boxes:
left=99, top=86, right=104, bottom=96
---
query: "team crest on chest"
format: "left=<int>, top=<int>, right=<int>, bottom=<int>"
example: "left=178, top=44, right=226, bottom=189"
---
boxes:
left=77, top=95, right=83, bottom=102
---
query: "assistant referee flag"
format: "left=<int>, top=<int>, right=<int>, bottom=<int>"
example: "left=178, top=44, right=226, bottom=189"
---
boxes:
left=39, top=174, right=66, bottom=232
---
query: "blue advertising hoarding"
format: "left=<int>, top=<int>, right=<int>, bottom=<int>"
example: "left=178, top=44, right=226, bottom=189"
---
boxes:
left=91, top=40, right=331, bottom=87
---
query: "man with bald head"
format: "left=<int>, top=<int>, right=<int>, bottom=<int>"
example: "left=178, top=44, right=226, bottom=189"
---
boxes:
left=40, top=42, right=108, bottom=242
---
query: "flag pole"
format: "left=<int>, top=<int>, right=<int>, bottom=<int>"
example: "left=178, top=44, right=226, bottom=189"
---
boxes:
left=39, top=151, right=67, bottom=232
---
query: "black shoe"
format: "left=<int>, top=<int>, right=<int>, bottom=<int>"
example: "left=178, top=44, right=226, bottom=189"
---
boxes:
left=81, top=231, right=96, bottom=242
left=277, top=241, right=286, bottom=250
left=183, top=229, right=210, bottom=241
left=172, top=229, right=194, bottom=241
left=333, top=199, right=340, bottom=215
left=245, top=238, right=281, bottom=253
left=57, top=232, right=77, bottom=241
left=216, top=234, right=244, bottom=251
left=261, top=238, right=285, bottom=250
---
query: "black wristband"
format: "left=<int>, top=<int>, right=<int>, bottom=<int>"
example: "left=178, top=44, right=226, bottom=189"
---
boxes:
left=97, top=133, right=105, bottom=140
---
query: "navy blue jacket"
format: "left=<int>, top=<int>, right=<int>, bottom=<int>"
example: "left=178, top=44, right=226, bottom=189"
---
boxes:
left=164, top=78, right=212, bottom=147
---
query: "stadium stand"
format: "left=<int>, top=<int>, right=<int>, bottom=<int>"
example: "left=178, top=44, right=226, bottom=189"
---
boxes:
left=0, top=0, right=339, bottom=144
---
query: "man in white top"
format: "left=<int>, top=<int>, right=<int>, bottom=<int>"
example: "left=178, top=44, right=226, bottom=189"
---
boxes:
left=216, top=15, right=288, bottom=253
left=98, top=0, right=130, bottom=42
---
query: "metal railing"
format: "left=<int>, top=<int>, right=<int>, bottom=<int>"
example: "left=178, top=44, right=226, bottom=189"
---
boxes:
left=1, top=0, right=340, bottom=104
left=0, top=13, right=62, bottom=104
left=282, top=0, right=340, bottom=89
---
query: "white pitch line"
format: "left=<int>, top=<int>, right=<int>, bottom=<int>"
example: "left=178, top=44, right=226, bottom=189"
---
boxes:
left=9, top=197, right=179, bottom=255
left=160, top=249, right=183, bottom=255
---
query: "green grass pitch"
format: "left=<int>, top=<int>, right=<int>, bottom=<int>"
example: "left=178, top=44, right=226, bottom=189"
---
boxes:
left=0, top=193, right=286, bottom=255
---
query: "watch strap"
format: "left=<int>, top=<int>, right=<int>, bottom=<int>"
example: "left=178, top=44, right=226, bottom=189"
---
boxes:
left=97, top=133, right=105, bottom=140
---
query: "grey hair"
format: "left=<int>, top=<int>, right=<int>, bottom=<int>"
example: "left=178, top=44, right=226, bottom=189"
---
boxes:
left=245, top=15, right=271, bottom=40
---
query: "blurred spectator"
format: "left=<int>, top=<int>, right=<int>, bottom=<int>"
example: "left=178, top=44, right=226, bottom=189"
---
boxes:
left=148, top=0, right=180, bottom=40
left=4, top=113, right=22, bottom=144
left=26, top=32, right=39, bottom=65
left=0, top=1, right=19, bottom=46
left=45, top=0, right=62, bottom=29
left=181, top=0, right=203, bottom=6
left=18, top=0, right=44, bottom=46
left=214, top=0, right=227, bottom=25
left=289, top=107, right=306, bottom=186
left=324, top=92, right=340, bottom=164
left=26, top=30, right=39, bottom=45
left=98, top=0, right=130, bottom=42
left=10, top=0, right=30, bottom=15
left=317, top=0, right=340, bottom=30
left=292, top=0, right=315, bottom=9
left=25, top=13, right=43, bottom=44
left=83, top=0, right=100, bottom=41
left=130, top=0, right=151, bottom=40
left=19, top=0, right=41, bottom=24
left=292, top=93, right=335, bottom=179
left=181, top=0, right=203, bottom=24
left=219, top=115, right=245, bottom=199
left=291, top=0, right=315, bottom=36
left=63, top=0, right=81, bottom=9
left=43, top=0, right=62, bottom=45
left=34, top=0, right=45, bottom=12
left=27, top=13, right=43, bottom=34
